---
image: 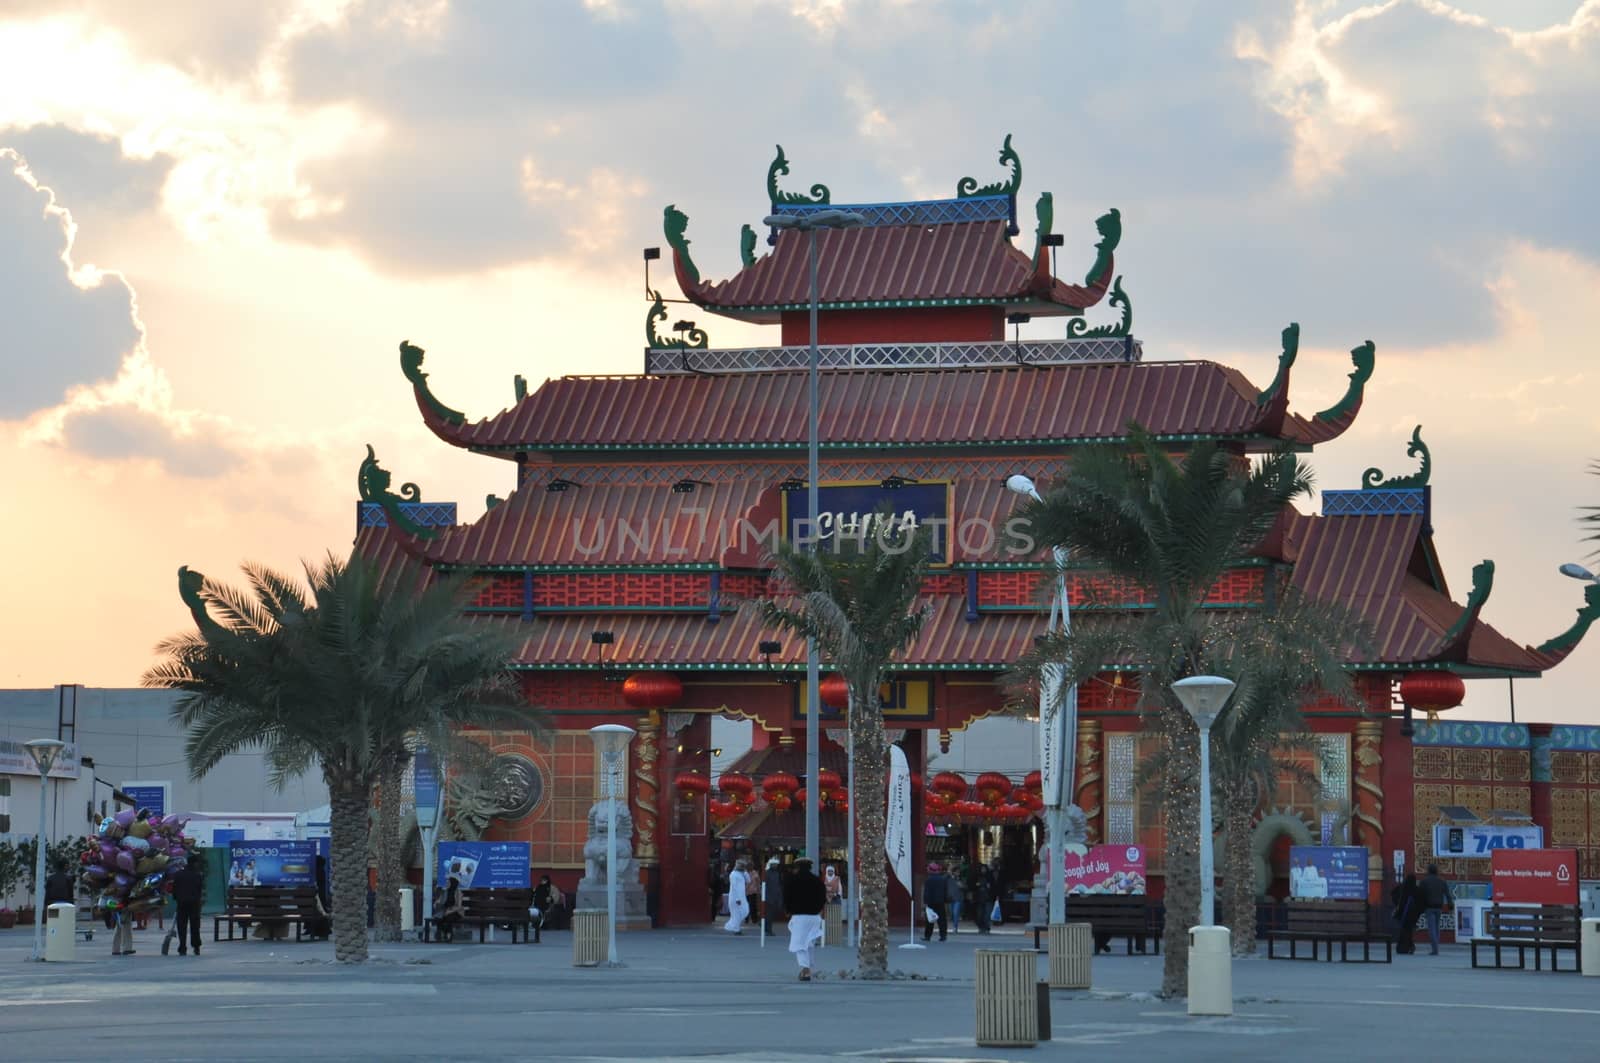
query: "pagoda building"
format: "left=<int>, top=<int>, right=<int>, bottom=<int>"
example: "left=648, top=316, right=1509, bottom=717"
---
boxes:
left=357, top=137, right=1600, bottom=928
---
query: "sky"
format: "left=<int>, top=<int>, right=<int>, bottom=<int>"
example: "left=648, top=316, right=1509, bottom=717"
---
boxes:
left=0, top=0, right=1597, bottom=726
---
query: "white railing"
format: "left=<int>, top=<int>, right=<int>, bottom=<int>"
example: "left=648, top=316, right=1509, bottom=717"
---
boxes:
left=644, top=336, right=1142, bottom=375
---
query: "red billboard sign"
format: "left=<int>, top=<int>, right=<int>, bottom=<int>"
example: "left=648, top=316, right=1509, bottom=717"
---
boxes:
left=1489, top=848, right=1579, bottom=904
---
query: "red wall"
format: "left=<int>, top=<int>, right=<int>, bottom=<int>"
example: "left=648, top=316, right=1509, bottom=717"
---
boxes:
left=781, top=306, right=1005, bottom=346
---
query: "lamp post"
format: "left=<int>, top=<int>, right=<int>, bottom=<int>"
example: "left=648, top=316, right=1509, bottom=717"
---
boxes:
left=1006, top=473, right=1076, bottom=926
left=1172, top=675, right=1234, bottom=1016
left=763, top=209, right=867, bottom=918
left=1559, top=562, right=1599, bottom=585
left=24, top=739, right=65, bottom=962
left=588, top=724, right=636, bottom=966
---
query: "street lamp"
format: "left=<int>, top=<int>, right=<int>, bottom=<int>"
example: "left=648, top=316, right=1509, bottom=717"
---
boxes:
left=1559, top=562, right=1598, bottom=583
left=588, top=724, right=636, bottom=966
left=1005, top=474, right=1076, bottom=926
left=24, top=739, right=65, bottom=962
left=1171, top=676, right=1235, bottom=928
left=764, top=208, right=867, bottom=935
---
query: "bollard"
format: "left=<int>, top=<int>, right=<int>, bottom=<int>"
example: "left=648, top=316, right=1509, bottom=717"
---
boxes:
left=974, top=949, right=1038, bottom=1047
left=572, top=909, right=607, bottom=967
left=1582, top=918, right=1599, bottom=977
left=823, top=904, right=846, bottom=947
left=1187, top=926, right=1233, bottom=1016
left=1048, top=922, right=1092, bottom=989
left=45, top=903, right=76, bottom=962
left=398, top=888, right=415, bottom=935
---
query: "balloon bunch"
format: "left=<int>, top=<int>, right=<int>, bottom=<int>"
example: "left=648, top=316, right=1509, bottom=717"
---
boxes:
left=79, top=809, right=194, bottom=915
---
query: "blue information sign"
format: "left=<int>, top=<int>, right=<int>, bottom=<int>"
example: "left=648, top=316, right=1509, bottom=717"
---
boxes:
left=413, top=749, right=440, bottom=827
left=782, top=482, right=950, bottom=561
left=121, top=785, right=167, bottom=819
left=1289, top=845, right=1369, bottom=900
left=228, top=840, right=317, bottom=888
left=438, top=841, right=530, bottom=890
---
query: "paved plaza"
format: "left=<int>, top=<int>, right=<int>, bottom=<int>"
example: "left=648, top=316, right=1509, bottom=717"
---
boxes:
left=2, top=922, right=1595, bottom=1061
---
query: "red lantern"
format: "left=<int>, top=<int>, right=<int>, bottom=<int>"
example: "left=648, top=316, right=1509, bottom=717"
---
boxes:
left=622, top=671, right=684, bottom=709
left=816, top=768, right=842, bottom=801
left=762, top=771, right=800, bottom=797
left=819, top=674, right=849, bottom=709
left=932, top=771, right=968, bottom=798
left=832, top=788, right=848, bottom=813
left=769, top=792, right=793, bottom=812
left=976, top=772, right=1012, bottom=807
left=674, top=771, right=710, bottom=802
left=1399, top=671, right=1466, bottom=721
left=1023, top=770, right=1043, bottom=795
left=718, top=771, right=755, bottom=801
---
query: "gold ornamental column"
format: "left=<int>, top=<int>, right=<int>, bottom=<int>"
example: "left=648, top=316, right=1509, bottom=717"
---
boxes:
left=633, top=711, right=661, bottom=866
left=1074, top=719, right=1103, bottom=845
left=1353, top=720, right=1384, bottom=865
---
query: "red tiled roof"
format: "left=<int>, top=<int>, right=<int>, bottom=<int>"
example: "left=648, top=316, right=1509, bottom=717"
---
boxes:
left=677, top=220, right=1108, bottom=315
left=420, top=361, right=1324, bottom=453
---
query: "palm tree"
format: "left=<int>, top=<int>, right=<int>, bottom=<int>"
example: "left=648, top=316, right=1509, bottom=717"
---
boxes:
left=756, top=521, right=932, bottom=978
left=1582, top=461, right=1600, bottom=556
left=144, top=554, right=532, bottom=963
left=1016, top=425, right=1313, bottom=997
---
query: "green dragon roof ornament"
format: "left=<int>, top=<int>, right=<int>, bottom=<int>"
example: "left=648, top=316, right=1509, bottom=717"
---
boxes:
left=1362, top=425, right=1430, bottom=489
left=1536, top=582, right=1600, bottom=656
left=1254, top=323, right=1300, bottom=407
left=957, top=133, right=1021, bottom=199
left=1031, top=191, right=1054, bottom=269
left=740, top=224, right=758, bottom=269
left=1065, top=277, right=1132, bottom=338
left=399, top=340, right=465, bottom=426
left=1314, top=340, right=1376, bottom=423
left=1084, top=208, right=1122, bottom=287
left=177, top=565, right=224, bottom=637
left=646, top=289, right=708, bottom=349
left=662, top=204, right=699, bottom=285
left=1442, top=559, right=1494, bottom=645
left=358, top=443, right=436, bottom=540
left=514, top=374, right=527, bottom=401
left=767, top=145, right=831, bottom=206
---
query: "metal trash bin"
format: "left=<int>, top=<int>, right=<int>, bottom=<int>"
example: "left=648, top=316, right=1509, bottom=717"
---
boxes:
left=46, top=903, right=76, bottom=962
left=572, top=909, right=607, bottom=967
left=398, top=888, right=415, bottom=934
left=824, top=904, right=846, bottom=947
left=1048, top=922, right=1092, bottom=989
left=1581, top=918, right=1599, bottom=977
left=975, top=949, right=1038, bottom=1047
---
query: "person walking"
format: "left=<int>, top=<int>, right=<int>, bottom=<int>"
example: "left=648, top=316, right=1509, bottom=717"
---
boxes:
left=1419, top=864, right=1453, bottom=955
left=763, top=857, right=786, bottom=936
left=1390, top=871, right=1422, bottom=954
left=949, top=859, right=966, bottom=932
left=922, top=863, right=950, bottom=942
left=966, top=861, right=991, bottom=934
left=783, top=857, right=826, bottom=981
left=724, top=858, right=751, bottom=934
left=169, top=859, right=205, bottom=956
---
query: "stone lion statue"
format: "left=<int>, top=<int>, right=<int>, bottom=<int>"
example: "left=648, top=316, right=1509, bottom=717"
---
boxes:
left=581, top=798, right=635, bottom=885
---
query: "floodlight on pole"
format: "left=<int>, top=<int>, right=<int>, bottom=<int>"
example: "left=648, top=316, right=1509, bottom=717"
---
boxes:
left=25, top=739, right=65, bottom=962
left=764, top=207, right=866, bottom=941
left=588, top=724, right=636, bottom=967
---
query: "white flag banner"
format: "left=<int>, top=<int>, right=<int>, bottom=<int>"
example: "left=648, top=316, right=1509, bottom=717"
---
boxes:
left=1038, top=662, right=1066, bottom=807
left=885, top=744, right=912, bottom=894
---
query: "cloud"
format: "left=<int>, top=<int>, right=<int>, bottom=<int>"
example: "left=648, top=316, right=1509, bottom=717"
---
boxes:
left=0, top=125, right=170, bottom=215
left=0, top=149, right=140, bottom=417
left=57, top=403, right=242, bottom=478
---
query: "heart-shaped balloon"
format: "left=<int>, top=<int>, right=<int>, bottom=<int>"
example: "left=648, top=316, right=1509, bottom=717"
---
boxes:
left=113, top=810, right=136, bottom=827
left=120, top=836, right=149, bottom=853
left=115, top=850, right=136, bottom=874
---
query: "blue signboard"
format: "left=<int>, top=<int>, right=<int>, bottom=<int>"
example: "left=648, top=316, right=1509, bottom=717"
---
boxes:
left=1289, top=845, right=1369, bottom=900
left=438, top=841, right=530, bottom=890
left=121, top=784, right=167, bottom=819
left=782, top=482, right=951, bottom=561
left=414, top=749, right=440, bottom=827
left=228, top=840, right=317, bottom=888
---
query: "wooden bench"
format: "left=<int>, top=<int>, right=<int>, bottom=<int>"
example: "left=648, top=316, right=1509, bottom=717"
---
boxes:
left=423, top=888, right=539, bottom=944
left=213, top=886, right=321, bottom=942
left=1029, top=895, right=1159, bottom=955
left=1470, top=905, right=1582, bottom=972
left=1266, top=899, right=1390, bottom=963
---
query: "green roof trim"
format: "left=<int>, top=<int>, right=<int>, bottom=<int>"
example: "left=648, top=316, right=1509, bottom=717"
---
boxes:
left=1065, top=276, right=1131, bottom=339
left=1315, top=340, right=1376, bottom=422
left=1442, top=559, right=1494, bottom=645
left=767, top=144, right=830, bottom=206
left=358, top=443, right=437, bottom=541
left=1361, top=425, right=1430, bottom=489
left=957, top=133, right=1021, bottom=199
left=464, top=430, right=1275, bottom=456
left=663, top=204, right=699, bottom=284
left=1536, top=582, right=1600, bottom=656
left=647, top=289, right=708, bottom=349
left=400, top=340, right=465, bottom=426
left=1254, top=323, right=1299, bottom=407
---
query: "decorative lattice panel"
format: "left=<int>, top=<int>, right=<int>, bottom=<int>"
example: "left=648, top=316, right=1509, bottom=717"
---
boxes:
left=521, top=674, right=626, bottom=710
left=648, top=335, right=1144, bottom=375
left=1590, top=752, right=1600, bottom=786
left=1413, top=747, right=1452, bottom=780
left=535, top=572, right=709, bottom=610
left=1491, top=787, right=1530, bottom=817
left=1321, top=488, right=1427, bottom=517
left=469, top=574, right=525, bottom=609
left=357, top=500, right=458, bottom=529
left=719, top=573, right=768, bottom=600
left=1078, top=675, right=1140, bottom=712
left=1453, top=748, right=1493, bottom=781
left=921, top=573, right=964, bottom=595
left=775, top=195, right=1014, bottom=228
left=1105, top=734, right=1137, bottom=845
left=1550, top=751, right=1587, bottom=785
left=977, top=570, right=1044, bottom=608
left=1413, top=783, right=1454, bottom=872
left=522, top=456, right=1075, bottom=490
left=1493, top=749, right=1531, bottom=782
left=1552, top=788, right=1588, bottom=846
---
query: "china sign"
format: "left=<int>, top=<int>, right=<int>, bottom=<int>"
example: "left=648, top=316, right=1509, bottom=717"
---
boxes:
left=1490, top=848, right=1579, bottom=904
left=1063, top=845, right=1147, bottom=895
left=1289, top=846, right=1369, bottom=900
left=781, top=482, right=951, bottom=561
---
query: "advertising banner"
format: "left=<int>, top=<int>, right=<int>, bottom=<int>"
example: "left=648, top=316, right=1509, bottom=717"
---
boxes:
left=1490, top=848, right=1579, bottom=904
left=120, top=782, right=169, bottom=819
left=413, top=748, right=439, bottom=829
left=228, top=840, right=317, bottom=887
left=781, top=482, right=951, bottom=561
left=884, top=745, right=912, bottom=893
left=1063, top=845, right=1147, bottom=895
left=1433, top=824, right=1543, bottom=857
left=1289, top=846, right=1370, bottom=900
left=0, top=738, right=80, bottom=779
left=437, top=841, right=530, bottom=890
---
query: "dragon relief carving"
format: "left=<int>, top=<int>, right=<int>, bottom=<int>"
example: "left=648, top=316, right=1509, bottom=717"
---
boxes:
left=1314, top=340, right=1377, bottom=423
left=662, top=204, right=700, bottom=285
left=1362, top=425, right=1431, bottom=490
left=645, top=289, right=708, bottom=350
left=358, top=444, right=435, bottom=540
left=1066, top=276, right=1132, bottom=338
left=1254, top=323, right=1301, bottom=407
left=957, top=133, right=1022, bottom=198
left=766, top=144, right=831, bottom=206
left=399, top=340, right=466, bottom=425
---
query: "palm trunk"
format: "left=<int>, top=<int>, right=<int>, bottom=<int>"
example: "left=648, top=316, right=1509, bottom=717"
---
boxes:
left=1158, top=708, right=1200, bottom=997
left=328, top=767, right=372, bottom=963
left=850, top=683, right=890, bottom=978
left=1221, top=781, right=1258, bottom=958
left=374, top=754, right=404, bottom=943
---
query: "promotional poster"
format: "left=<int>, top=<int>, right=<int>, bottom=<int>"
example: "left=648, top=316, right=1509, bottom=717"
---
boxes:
left=1490, top=848, right=1580, bottom=904
left=228, top=840, right=318, bottom=888
left=1289, top=846, right=1369, bottom=900
left=437, top=841, right=531, bottom=889
left=1063, top=845, right=1147, bottom=895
